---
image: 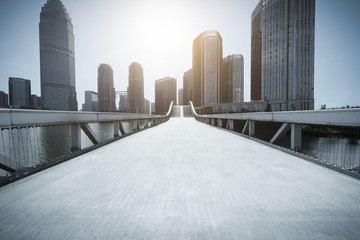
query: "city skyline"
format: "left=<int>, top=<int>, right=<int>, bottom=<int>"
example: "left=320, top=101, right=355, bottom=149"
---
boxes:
left=0, top=0, right=359, bottom=109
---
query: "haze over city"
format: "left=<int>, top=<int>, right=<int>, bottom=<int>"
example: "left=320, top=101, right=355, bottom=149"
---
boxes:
left=0, top=0, right=359, bottom=109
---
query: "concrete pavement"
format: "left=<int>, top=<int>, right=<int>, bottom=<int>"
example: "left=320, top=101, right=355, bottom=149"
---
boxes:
left=0, top=116, right=360, bottom=239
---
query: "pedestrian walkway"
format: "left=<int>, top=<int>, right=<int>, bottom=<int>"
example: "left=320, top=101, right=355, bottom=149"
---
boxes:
left=0, top=117, right=359, bottom=239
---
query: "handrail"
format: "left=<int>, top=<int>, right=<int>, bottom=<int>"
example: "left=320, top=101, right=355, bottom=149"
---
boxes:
left=0, top=103, right=173, bottom=129
left=189, top=101, right=360, bottom=127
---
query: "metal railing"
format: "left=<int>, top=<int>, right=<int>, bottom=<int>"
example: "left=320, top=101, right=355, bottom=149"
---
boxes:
left=190, top=101, right=360, bottom=178
left=0, top=102, right=173, bottom=185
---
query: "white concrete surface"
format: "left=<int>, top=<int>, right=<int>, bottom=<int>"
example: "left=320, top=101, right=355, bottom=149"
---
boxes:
left=0, top=117, right=360, bottom=239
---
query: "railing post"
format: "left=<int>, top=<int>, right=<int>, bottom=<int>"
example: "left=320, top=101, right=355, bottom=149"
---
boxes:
left=249, top=121, right=255, bottom=137
left=71, top=123, right=81, bottom=151
left=113, top=121, right=119, bottom=137
left=229, top=119, right=234, bottom=130
left=218, top=119, right=222, bottom=128
left=291, top=124, right=302, bottom=151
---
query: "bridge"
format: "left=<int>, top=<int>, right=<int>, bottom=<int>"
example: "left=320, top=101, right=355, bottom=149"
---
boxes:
left=0, top=104, right=360, bottom=239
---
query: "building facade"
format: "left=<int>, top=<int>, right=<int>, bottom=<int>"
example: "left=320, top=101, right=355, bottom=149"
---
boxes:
left=192, top=30, right=223, bottom=107
left=251, top=0, right=315, bottom=111
left=178, top=89, right=183, bottom=105
left=155, top=77, right=177, bottom=114
left=8, top=77, right=31, bottom=108
left=97, top=64, right=116, bottom=112
left=30, top=95, right=42, bottom=109
left=117, top=91, right=128, bottom=112
left=83, top=91, right=98, bottom=112
left=0, top=91, right=8, bottom=108
left=39, top=0, right=77, bottom=111
left=183, top=69, right=192, bottom=105
left=128, top=62, right=144, bottom=113
left=222, top=54, right=244, bottom=103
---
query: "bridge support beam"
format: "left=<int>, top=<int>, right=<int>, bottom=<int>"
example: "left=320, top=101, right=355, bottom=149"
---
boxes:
left=242, top=121, right=248, bottom=134
left=226, top=120, right=234, bottom=130
left=211, top=119, right=215, bottom=126
left=71, top=124, right=81, bottom=151
left=119, top=121, right=125, bottom=135
left=270, top=123, right=290, bottom=144
left=291, top=124, right=302, bottom=151
left=81, top=123, right=99, bottom=145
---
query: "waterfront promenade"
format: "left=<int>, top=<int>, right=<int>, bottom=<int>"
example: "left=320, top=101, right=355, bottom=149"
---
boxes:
left=0, top=113, right=359, bottom=239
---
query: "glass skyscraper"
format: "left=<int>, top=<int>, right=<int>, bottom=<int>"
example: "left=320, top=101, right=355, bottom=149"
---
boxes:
left=128, top=62, right=144, bottom=113
left=251, top=0, right=315, bottom=111
left=222, top=54, right=244, bottom=103
left=39, top=0, right=77, bottom=111
left=97, top=64, right=116, bottom=112
left=192, top=30, right=223, bottom=107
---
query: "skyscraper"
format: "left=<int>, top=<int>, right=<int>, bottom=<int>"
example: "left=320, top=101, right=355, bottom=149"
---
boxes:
left=222, top=54, right=244, bottom=103
left=128, top=62, right=144, bottom=113
left=183, top=69, right=192, bottom=105
left=8, top=77, right=31, bottom=108
left=155, top=77, right=177, bottom=114
left=251, top=0, right=315, bottom=111
left=97, top=64, right=116, bottom=112
left=0, top=91, right=8, bottom=108
left=192, top=30, right=223, bottom=107
left=83, top=91, right=98, bottom=112
left=178, top=89, right=183, bottom=105
left=39, top=0, right=77, bottom=111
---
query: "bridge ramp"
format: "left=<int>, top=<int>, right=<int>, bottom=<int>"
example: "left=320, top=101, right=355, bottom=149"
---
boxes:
left=0, top=118, right=360, bottom=239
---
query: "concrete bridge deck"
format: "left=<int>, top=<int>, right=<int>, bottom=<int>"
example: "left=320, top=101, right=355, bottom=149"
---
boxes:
left=1, top=111, right=360, bottom=239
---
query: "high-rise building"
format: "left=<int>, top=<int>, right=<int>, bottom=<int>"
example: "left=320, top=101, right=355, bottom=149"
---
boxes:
left=251, top=2, right=263, bottom=102
left=0, top=91, right=9, bottom=108
left=222, top=54, right=244, bottom=103
left=118, top=91, right=128, bottom=112
left=178, top=89, right=183, bottom=105
left=30, top=95, right=42, bottom=109
left=97, top=64, right=116, bottom=112
left=144, top=99, right=150, bottom=114
left=155, top=77, right=177, bottom=114
left=192, top=30, right=223, bottom=107
left=128, top=62, right=144, bottom=113
left=83, top=91, right=98, bottom=112
left=39, top=0, right=77, bottom=111
left=8, top=77, right=31, bottom=108
left=183, top=69, right=192, bottom=105
left=151, top=102, right=155, bottom=114
left=251, top=0, right=315, bottom=111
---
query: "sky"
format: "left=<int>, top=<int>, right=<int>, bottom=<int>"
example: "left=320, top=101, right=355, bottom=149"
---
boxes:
left=0, top=0, right=359, bottom=110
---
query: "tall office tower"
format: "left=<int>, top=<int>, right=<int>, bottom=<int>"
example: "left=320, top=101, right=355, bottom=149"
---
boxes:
left=0, top=91, right=8, bottom=107
left=97, top=64, right=116, bottom=112
left=83, top=91, right=98, bottom=112
left=192, top=30, right=223, bottom=107
left=144, top=99, right=150, bottom=114
left=222, top=54, right=244, bottom=103
left=128, top=62, right=144, bottom=113
left=155, top=77, right=177, bottom=114
left=118, top=91, right=128, bottom=111
left=183, top=68, right=192, bottom=105
left=251, top=0, right=315, bottom=111
left=178, top=89, right=183, bottom=105
left=30, top=95, right=42, bottom=109
left=39, top=0, right=77, bottom=111
left=251, top=2, right=262, bottom=101
left=8, top=77, right=31, bottom=108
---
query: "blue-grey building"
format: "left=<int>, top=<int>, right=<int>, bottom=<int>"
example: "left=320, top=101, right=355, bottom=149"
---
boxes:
left=0, top=91, right=9, bottom=108
left=251, top=0, right=315, bottom=111
left=39, top=0, right=77, bottom=111
left=82, top=91, right=98, bottom=112
left=8, top=77, right=31, bottom=108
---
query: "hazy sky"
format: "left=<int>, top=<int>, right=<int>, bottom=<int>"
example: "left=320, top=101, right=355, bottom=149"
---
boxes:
left=0, top=0, right=359, bottom=109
